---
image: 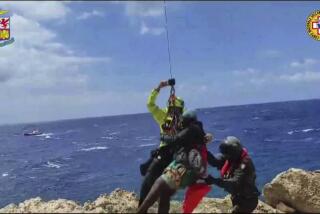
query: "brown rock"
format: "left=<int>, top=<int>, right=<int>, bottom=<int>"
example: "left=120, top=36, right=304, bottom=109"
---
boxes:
left=0, top=189, right=281, bottom=213
left=263, top=168, right=320, bottom=213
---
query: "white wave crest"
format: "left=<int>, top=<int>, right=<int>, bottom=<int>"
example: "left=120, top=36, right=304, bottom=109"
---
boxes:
left=37, top=133, right=54, bottom=139
left=288, top=128, right=319, bottom=135
left=136, top=136, right=157, bottom=141
left=138, top=143, right=157, bottom=147
left=45, top=161, right=61, bottom=169
left=2, top=173, right=8, bottom=177
left=109, top=131, right=120, bottom=136
left=80, top=146, right=109, bottom=152
left=101, top=136, right=114, bottom=140
left=302, top=129, right=314, bottom=133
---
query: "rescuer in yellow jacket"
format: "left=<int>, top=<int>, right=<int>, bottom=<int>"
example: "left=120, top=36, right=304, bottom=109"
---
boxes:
left=138, top=79, right=185, bottom=206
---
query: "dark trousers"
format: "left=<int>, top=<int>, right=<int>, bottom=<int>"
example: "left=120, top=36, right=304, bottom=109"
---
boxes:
left=138, top=148, right=173, bottom=206
left=231, top=195, right=258, bottom=213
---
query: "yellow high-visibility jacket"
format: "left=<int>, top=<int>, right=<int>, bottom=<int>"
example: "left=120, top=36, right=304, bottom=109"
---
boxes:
left=147, top=89, right=170, bottom=147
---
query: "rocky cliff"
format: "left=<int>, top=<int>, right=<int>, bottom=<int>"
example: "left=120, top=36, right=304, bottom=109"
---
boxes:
left=1, top=168, right=319, bottom=213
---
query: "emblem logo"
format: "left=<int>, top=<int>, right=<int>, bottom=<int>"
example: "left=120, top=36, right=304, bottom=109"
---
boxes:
left=0, top=10, right=15, bottom=47
left=306, top=10, right=320, bottom=41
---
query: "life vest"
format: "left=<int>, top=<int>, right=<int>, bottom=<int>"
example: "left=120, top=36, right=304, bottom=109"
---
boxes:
left=220, top=148, right=249, bottom=178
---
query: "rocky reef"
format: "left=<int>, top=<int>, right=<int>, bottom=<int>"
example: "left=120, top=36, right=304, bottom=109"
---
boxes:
left=263, top=168, right=320, bottom=213
left=1, top=168, right=319, bottom=213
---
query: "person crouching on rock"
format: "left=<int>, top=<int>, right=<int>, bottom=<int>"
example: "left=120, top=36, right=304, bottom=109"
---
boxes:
left=204, top=136, right=260, bottom=213
left=137, top=110, right=211, bottom=213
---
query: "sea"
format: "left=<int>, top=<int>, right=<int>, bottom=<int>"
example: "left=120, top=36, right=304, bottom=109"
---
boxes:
left=0, top=99, right=319, bottom=207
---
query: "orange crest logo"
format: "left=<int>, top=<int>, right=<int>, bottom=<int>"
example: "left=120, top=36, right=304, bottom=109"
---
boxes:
left=306, top=10, right=320, bottom=41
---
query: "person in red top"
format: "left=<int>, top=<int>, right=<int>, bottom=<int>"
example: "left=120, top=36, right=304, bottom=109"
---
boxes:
left=205, top=136, right=260, bottom=213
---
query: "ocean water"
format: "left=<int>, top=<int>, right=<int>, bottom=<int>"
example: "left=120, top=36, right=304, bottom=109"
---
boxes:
left=0, top=99, right=319, bottom=207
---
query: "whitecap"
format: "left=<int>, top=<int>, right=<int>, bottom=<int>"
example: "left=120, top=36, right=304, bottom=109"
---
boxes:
left=64, top=129, right=80, bottom=134
left=80, top=146, right=109, bottom=152
left=302, top=129, right=314, bottom=133
left=141, top=138, right=153, bottom=141
left=45, top=161, right=61, bottom=169
left=252, top=117, right=260, bottom=120
left=136, top=136, right=156, bottom=141
left=37, top=133, right=53, bottom=139
left=101, top=136, right=114, bottom=140
left=288, top=128, right=318, bottom=135
left=288, top=131, right=295, bottom=135
left=138, top=143, right=157, bottom=148
left=2, top=173, right=8, bottom=177
left=109, top=131, right=120, bottom=136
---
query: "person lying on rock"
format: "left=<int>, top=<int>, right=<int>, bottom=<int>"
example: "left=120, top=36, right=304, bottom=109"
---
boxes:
left=204, top=136, right=260, bottom=213
left=137, top=110, right=212, bottom=213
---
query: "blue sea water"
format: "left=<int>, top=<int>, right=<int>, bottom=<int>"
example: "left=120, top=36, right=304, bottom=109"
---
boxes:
left=0, top=99, right=319, bottom=207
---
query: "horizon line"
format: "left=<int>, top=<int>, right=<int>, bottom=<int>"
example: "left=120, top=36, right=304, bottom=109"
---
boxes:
left=1, top=97, right=319, bottom=127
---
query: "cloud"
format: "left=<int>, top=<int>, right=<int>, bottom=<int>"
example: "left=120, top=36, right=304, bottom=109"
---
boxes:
left=124, top=2, right=163, bottom=18
left=76, top=10, right=105, bottom=20
left=279, top=71, right=320, bottom=83
left=0, top=4, right=114, bottom=124
left=231, top=57, right=320, bottom=87
left=1, top=1, right=70, bottom=21
left=0, top=13, right=111, bottom=89
left=232, top=68, right=258, bottom=76
left=116, top=2, right=166, bottom=36
left=258, top=49, right=282, bottom=58
left=0, top=90, right=148, bottom=124
left=289, top=58, right=318, bottom=68
left=140, top=21, right=165, bottom=36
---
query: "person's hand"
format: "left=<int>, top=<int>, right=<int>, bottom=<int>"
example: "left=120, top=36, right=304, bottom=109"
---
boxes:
left=204, top=175, right=219, bottom=185
left=156, top=80, right=169, bottom=91
left=204, top=133, right=214, bottom=144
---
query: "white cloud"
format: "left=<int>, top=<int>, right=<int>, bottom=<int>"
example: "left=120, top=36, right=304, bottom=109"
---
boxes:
left=77, top=10, right=105, bottom=20
left=290, top=58, right=318, bottom=68
left=1, top=1, right=70, bottom=21
left=0, top=90, right=148, bottom=124
left=116, top=2, right=166, bottom=36
left=258, top=49, right=282, bottom=58
left=140, top=21, right=165, bottom=36
left=0, top=4, right=114, bottom=124
left=232, top=68, right=258, bottom=76
left=279, top=71, right=320, bottom=83
left=124, top=2, right=163, bottom=18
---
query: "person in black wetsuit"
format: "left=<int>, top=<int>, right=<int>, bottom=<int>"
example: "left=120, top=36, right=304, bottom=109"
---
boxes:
left=137, top=110, right=210, bottom=213
left=205, top=136, right=260, bottom=213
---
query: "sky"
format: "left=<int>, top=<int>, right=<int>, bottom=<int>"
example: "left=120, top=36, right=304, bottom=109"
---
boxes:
left=0, top=1, right=319, bottom=124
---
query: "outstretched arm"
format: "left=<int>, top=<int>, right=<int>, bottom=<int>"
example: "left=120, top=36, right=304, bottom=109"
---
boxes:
left=205, top=167, right=245, bottom=194
left=207, top=151, right=225, bottom=169
left=147, top=81, right=169, bottom=124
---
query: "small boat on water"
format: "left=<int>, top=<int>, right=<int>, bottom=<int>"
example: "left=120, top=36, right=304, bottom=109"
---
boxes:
left=24, top=129, right=42, bottom=136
